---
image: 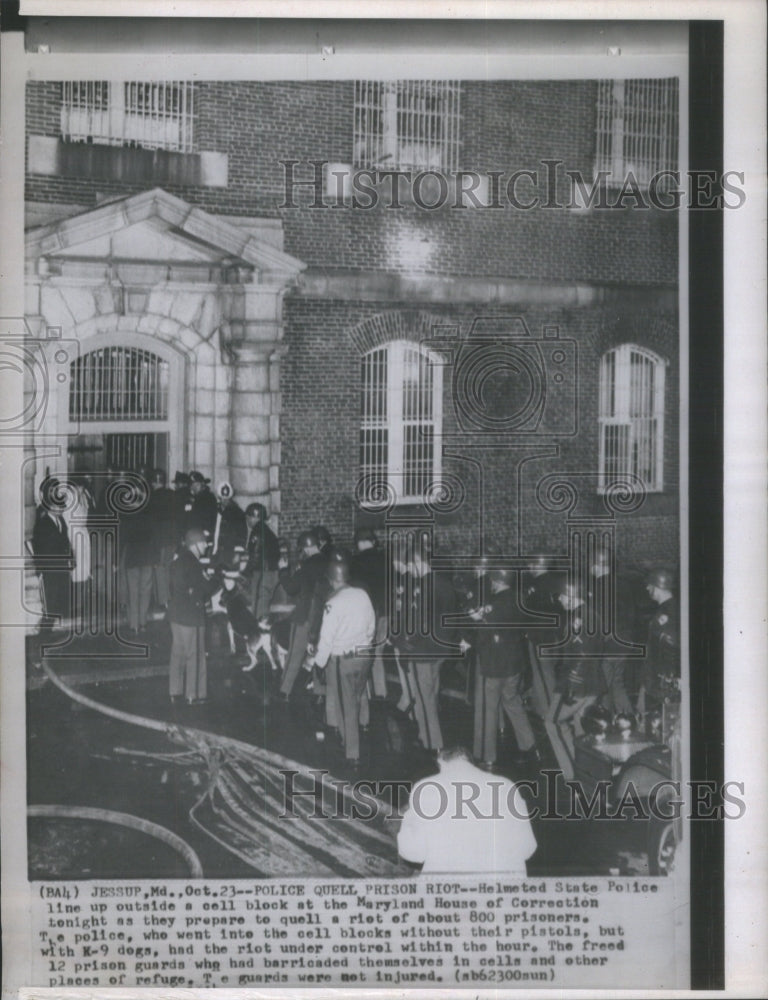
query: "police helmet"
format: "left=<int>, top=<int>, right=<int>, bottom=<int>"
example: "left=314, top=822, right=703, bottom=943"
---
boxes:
left=560, top=580, right=584, bottom=601
left=326, top=560, right=350, bottom=586
left=311, top=525, right=333, bottom=549
left=354, top=527, right=377, bottom=547
left=297, top=529, right=319, bottom=550
left=646, top=568, right=675, bottom=591
left=327, top=545, right=352, bottom=564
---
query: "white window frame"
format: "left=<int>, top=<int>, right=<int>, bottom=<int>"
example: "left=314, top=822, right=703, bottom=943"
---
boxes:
left=61, top=81, right=195, bottom=153
left=360, top=340, right=443, bottom=506
left=353, top=80, right=461, bottom=172
left=594, top=78, right=679, bottom=189
left=598, top=343, right=666, bottom=493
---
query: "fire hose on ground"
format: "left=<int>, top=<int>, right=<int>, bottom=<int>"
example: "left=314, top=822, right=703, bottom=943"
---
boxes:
left=27, top=803, right=204, bottom=877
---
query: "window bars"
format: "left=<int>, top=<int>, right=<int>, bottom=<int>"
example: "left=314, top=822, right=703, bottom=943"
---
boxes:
left=70, top=347, right=170, bottom=423
left=104, top=432, right=169, bottom=474
left=595, top=78, right=679, bottom=189
left=598, top=344, right=666, bottom=492
left=354, top=80, right=461, bottom=171
left=360, top=341, right=442, bottom=505
left=61, top=81, right=195, bottom=153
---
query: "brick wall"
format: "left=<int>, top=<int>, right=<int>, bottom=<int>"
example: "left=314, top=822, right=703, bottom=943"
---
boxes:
left=279, top=296, right=678, bottom=569
left=26, top=80, right=678, bottom=285
left=25, top=78, right=680, bottom=569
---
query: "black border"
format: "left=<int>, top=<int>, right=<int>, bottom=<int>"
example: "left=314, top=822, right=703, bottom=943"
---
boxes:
left=688, top=19, right=725, bottom=991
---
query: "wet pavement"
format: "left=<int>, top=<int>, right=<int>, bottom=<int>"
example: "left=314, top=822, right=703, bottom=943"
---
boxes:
left=26, top=621, right=651, bottom=880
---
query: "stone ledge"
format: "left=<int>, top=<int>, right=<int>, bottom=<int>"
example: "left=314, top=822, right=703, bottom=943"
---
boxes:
left=294, top=268, right=678, bottom=310
left=28, top=135, right=228, bottom=188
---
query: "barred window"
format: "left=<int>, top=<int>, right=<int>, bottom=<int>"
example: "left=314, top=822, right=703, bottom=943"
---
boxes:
left=359, top=341, right=443, bottom=506
left=595, top=79, right=679, bottom=188
left=70, top=346, right=170, bottom=422
left=598, top=344, right=666, bottom=493
left=61, top=81, right=195, bottom=153
left=354, top=81, right=461, bottom=171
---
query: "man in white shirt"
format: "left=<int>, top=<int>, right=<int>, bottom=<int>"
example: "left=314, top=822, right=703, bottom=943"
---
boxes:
left=397, top=746, right=537, bottom=874
left=307, top=558, right=376, bottom=766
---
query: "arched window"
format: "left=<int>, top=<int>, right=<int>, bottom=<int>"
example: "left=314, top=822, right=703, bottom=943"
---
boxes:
left=599, top=344, right=666, bottom=492
left=64, top=335, right=183, bottom=476
left=359, top=340, right=443, bottom=505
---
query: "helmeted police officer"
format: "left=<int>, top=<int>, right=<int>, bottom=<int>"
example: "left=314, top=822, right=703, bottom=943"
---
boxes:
left=278, top=529, right=329, bottom=697
left=543, top=580, right=608, bottom=779
left=638, top=568, right=679, bottom=715
left=350, top=527, right=388, bottom=698
left=521, top=554, right=564, bottom=716
left=468, top=568, right=538, bottom=770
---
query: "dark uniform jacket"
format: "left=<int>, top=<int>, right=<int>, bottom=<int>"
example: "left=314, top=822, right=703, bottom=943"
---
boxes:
left=168, top=548, right=219, bottom=627
left=31, top=508, right=72, bottom=566
left=280, top=551, right=328, bottom=636
left=120, top=506, right=155, bottom=569
left=147, top=486, right=178, bottom=551
left=474, top=586, right=529, bottom=678
left=554, top=612, right=607, bottom=699
left=173, top=487, right=193, bottom=540
left=186, top=487, right=218, bottom=538
left=212, top=501, right=247, bottom=567
left=522, top=570, right=564, bottom=618
left=400, top=570, right=458, bottom=658
left=245, top=520, right=280, bottom=575
left=587, top=569, right=643, bottom=644
left=644, top=597, right=679, bottom=696
left=350, top=547, right=387, bottom=618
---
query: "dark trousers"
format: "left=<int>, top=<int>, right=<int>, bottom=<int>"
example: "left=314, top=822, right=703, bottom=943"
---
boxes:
left=126, top=565, right=153, bottom=631
left=281, top=620, right=310, bottom=696
left=39, top=571, right=71, bottom=625
left=153, top=545, right=174, bottom=607
left=527, top=638, right=556, bottom=717
left=409, top=659, right=444, bottom=751
left=474, top=671, right=535, bottom=764
left=328, top=654, right=372, bottom=760
left=249, top=569, right=279, bottom=619
left=170, top=623, right=207, bottom=701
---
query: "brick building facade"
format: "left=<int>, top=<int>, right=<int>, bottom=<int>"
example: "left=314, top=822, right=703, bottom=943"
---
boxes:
left=23, top=78, right=679, bottom=599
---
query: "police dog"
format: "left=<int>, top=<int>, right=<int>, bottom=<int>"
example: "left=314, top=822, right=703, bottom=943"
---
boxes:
left=218, top=574, right=280, bottom=673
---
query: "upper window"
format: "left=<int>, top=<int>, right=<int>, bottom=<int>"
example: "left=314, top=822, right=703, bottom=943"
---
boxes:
left=61, top=81, right=196, bottom=153
left=594, top=79, right=679, bottom=189
left=359, top=341, right=443, bottom=506
left=598, top=344, right=666, bottom=493
left=354, top=81, right=461, bottom=172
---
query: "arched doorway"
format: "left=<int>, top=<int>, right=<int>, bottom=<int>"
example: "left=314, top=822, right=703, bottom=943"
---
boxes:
left=63, top=332, right=184, bottom=478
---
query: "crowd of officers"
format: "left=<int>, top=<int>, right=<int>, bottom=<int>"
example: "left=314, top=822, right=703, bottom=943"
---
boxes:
left=31, top=468, right=680, bottom=778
